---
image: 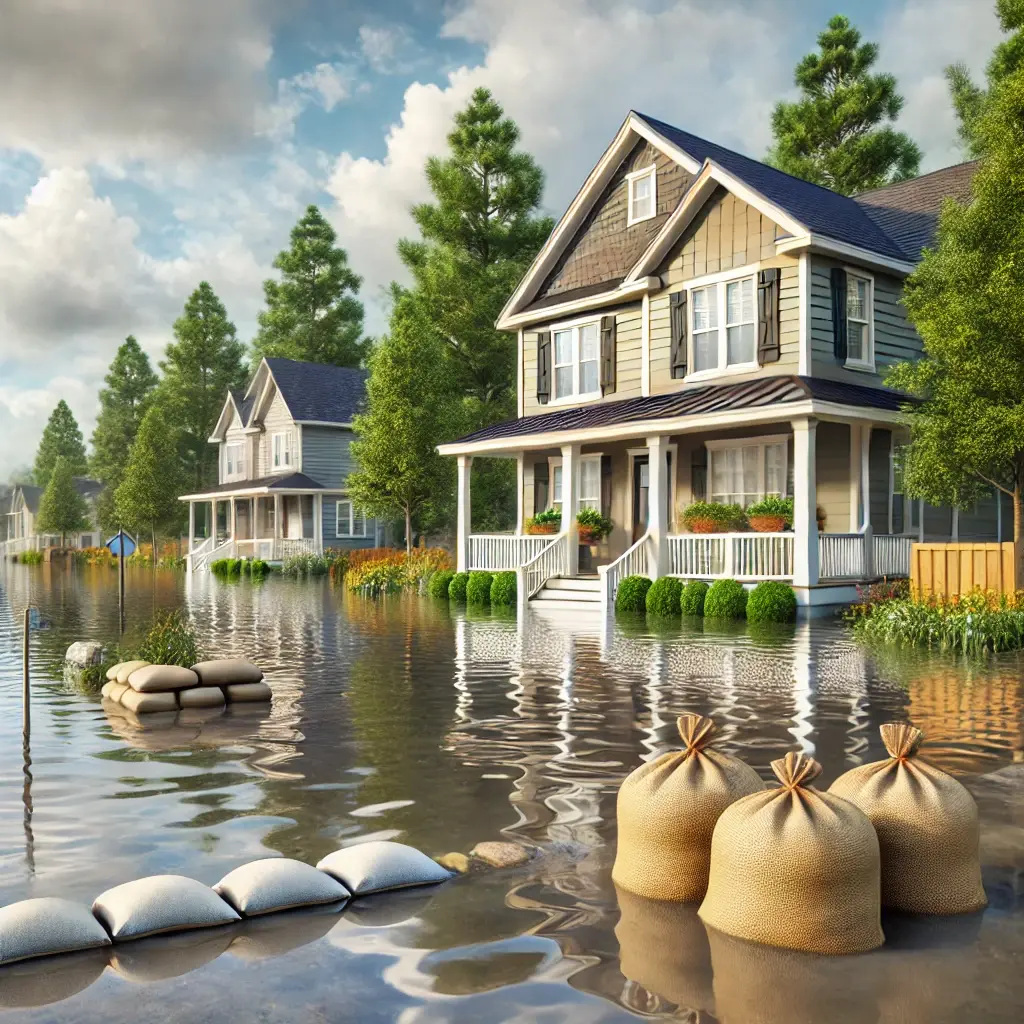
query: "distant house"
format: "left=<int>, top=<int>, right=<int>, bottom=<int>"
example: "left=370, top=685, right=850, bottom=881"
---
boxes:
left=181, top=357, right=380, bottom=570
left=2, top=478, right=103, bottom=558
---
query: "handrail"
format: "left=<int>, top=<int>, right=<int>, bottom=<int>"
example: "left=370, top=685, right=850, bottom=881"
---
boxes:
left=599, top=532, right=651, bottom=615
left=516, top=532, right=568, bottom=614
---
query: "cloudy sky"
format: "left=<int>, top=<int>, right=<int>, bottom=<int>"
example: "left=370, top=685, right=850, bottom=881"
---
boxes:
left=0, top=0, right=1004, bottom=478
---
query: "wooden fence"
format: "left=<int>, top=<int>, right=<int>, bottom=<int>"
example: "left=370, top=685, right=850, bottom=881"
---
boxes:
left=911, top=542, right=1019, bottom=600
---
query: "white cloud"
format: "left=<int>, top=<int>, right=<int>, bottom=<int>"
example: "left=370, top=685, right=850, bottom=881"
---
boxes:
left=258, top=62, right=359, bottom=142
left=359, top=24, right=420, bottom=74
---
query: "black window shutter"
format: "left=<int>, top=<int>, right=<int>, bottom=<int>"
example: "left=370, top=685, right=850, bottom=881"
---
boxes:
left=533, top=460, right=549, bottom=514
left=670, top=291, right=688, bottom=379
left=757, top=267, right=781, bottom=364
left=600, top=316, right=617, bottom=395
left=536, top=331, right=551, bottom=404
left=600, top=455, right=613, bottom=519
left=830, top=267, right=848, bottom=363
left=691, top=446, right=707, bottom=501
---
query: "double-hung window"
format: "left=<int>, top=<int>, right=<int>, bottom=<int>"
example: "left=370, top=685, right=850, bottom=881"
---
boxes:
left=336, top=500, right=366, bottom=538
left=707, top=436, right=787, bottom=509
left=845, top=273, right=873, bottom=369
left=552, top=320, right=600, bottom=401
left=689, top=274, right=757, bottom=376
left=225, top=443, right=245, bottom=480
left=627, top=165, right=656, bottom=224
left=271, top=431, right=293, bottom=471
left=549, top=456, right=602, bottom=511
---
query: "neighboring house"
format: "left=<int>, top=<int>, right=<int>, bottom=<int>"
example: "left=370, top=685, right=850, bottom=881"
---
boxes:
left=181, top=357, right=380, bottom=570
left=438, top=111, right=989, bottom=612
left=2, top=478, right=103, bottom=557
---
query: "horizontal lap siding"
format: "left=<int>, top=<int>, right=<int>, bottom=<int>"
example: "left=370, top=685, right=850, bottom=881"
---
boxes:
left=322, top=494, right=377, bottom=549
left=869, top=428, right=892, bottom=533
left=958, top=492, right=1001, bottom=541
left=258, top=388, right=296, bottom=477
left=816, top=421, right=851, bottom=533
left=302, top=426, right=354, bottom=490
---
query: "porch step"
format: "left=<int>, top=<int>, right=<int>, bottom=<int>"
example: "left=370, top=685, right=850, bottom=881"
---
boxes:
left=531, top=575, right=602, bottom=609
left=544, top=576, right=601, bottom=593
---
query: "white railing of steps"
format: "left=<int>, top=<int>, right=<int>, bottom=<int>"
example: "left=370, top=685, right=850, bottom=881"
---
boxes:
left=190, top=537, right=234, bottom=573
left=598, top=532, right=651, bottom=615
left=516, top=532, right=568, bottom=616
left=872, top=533, right=914, bottom=577
left=468, top=534, right=554, bottom=571
left=668, top=533, right=793, bottom=580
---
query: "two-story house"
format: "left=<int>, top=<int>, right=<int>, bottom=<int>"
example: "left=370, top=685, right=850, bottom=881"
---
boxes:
left=438, top=111, right=991, bottom=613
left=2, top=477, right=103, bottom=558
left=182, top=357, right=379, bottom=570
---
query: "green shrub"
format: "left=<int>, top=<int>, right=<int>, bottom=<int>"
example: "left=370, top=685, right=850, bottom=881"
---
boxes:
left=210, top=558, right=229, bottom=577
left=747, top=581, right=797, bottom=623
left=281, top=553, right=331, bottom=577
left=227, top=558, right=243, bottom=576
left=467, top=571, right=494, bottom=605
left=680, top=580, right=709, bottom=616
left=137, top=610, right=200, bottom=667
left=646, top=576, right=682, bottom=617
left=249, top=559, right=270, bottom=580
left=745, top=496, right=794, bottom=526
left=615, top=575, right=652, bottom=614
left=448, top=572, right=470, bottom=603
left=681, top=501, right=745, bottom=532
left=429, top=569, right=456, bottom=599
left=704, top=578, right=748, bottom=619
left=491, top=571, right=517, bottom=607
left=18, top=550, right=43, bottom=565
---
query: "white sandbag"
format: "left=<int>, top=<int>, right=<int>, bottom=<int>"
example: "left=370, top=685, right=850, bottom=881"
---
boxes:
left=120, top=689, right=178, bottom=715
left=316, top=841, right=452, bottom=896
left=127, top=664, right=198, bottom=693
left=213, top=858, right=349, bottom=917
left=101, top=681, right=128, bottom=702
left=192, top=659, right=264, bottom=686
left=0, top=897, right=111, bottom=965
left=224, top=682, right=272, bottom=703
left=92, top=874, right=239, bottom=941
left=178, top=686, right=226, bottom=709
left=108, top=927, right=236, bottom=983
left=105, top=663, right=123, bottom=681
left=114, top=660, right=150, bottom=684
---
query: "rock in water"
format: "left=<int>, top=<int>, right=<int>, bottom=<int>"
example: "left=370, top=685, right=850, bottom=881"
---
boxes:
left=65, top=642, right=106, bottom=668
left=470, top=842, right=530, bottom=868
left=436, top=853, right=470, bottom=874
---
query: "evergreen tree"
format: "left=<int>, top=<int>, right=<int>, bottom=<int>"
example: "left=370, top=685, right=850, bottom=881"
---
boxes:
left=115, top=406, right=184, bottom=560
left=91, top=336, right=158, bottom=533
left=33, top=400, right=88, bottom=489
left=159, top=282, right=247, bottom=492
left=348, top=288, right=457, bottom=550
left=251, top=205, right=367, bottom=368
left=947, top=0, right=1024, bottom=156
left=35, top=456, right=90, bottom=548
left=768, top=15, right=921, bottom=194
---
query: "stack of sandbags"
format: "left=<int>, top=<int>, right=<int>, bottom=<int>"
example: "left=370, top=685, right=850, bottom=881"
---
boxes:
left=191, top=659, right=271, bottom=704
left=613, top=712, right=763, bottom=902
left=100, top=659, right=270, bottom=714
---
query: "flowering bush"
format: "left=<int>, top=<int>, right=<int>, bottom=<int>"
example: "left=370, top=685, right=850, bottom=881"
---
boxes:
left=345, top=547, right=454, bottom=597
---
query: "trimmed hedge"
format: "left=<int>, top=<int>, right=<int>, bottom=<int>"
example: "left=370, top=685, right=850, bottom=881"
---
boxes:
left=680, top=580, right=709, bottom=616
left=704, top=578, right=748, bottom=619
left=747, top=581, right=797, bottom=623
left=467, top=571, right=494, bottom=605
left=490, top=571, right=517, bottom=607
left=429, top=569, right=456, bottom=599
left=646, top=576, right=682, bottom=617
left=615, top=575, right=652, bottom=614
left=448, top=572, right=469, bottom=603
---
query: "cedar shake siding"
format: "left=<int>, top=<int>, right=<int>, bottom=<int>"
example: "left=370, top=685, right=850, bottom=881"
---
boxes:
left=531, top=140, right=692, bottom=303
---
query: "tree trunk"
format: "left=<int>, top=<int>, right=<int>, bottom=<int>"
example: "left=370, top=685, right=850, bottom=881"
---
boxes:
left=151, top=526, right=157, bottom=566
left=405, top=507, right=412, bottom=556
left=1014, top=481, right=1023, bottom=589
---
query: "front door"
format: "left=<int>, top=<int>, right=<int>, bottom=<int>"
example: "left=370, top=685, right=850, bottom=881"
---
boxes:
left=632, top=452, right=673, bottom=543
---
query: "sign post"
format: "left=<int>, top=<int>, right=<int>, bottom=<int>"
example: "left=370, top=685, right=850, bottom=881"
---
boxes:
left=106, top=530, right=136, bottom=635
left=23, top=608, right=31, bottom=746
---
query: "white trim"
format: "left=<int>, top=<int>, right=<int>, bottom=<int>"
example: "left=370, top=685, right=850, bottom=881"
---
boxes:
left=798, top=253, right=810, bottom=376
left=685, top=271, right=759, bottom=379
left=499, top=277, right=659, bottom=331
left=704, top=432, right=790, bottom=452
left=629, top=116, right=702, bottom=174
left=294, top=420, right=354, bottom=428
left=517, top=328, right=525, bottom=418
left=335, top=498, right=367, bottom=539
left=775, top=234, right=916, bottom=276
left=179, top=487, right=326, bottom=501
left=549, top=314, right=602, bottom=404
left=626, top=164, right=657, bottom=226
left=627, top=444, right=678, bottom=535
left=678, top=260, right=764, bottom=292
left=705, top=433, right=789, bottom=507
left=640, top=293, right=651, bottom=397
left=295, top=423, right=303, bottom=472
left=271, top=431, right=295, bottom=471
left=843, top=266, right=875, bottom=372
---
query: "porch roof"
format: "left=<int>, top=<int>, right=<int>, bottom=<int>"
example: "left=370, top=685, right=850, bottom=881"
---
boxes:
left=439, top=375, right=909, bottom=454
left=179, top=471, right=327, bottom=501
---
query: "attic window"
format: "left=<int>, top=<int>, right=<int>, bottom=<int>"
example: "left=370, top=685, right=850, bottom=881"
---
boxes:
left=627, top=165, right=656, bottom=225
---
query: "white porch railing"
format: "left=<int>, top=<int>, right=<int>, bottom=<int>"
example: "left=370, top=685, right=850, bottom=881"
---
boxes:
left=873, top=533, right=914, bottom=577
left=818, top=533, right=866, bottom=579
left=468, top=533, right=554, bottom=571
left=517, top=532, right=568, bottom=614
left=276, top=537, right=318, bottom=560
left=599, top=532, right=651, bottom=614
left=1, top=536, right=33, bottom=559
left=667, top=533, right=794, bottom=580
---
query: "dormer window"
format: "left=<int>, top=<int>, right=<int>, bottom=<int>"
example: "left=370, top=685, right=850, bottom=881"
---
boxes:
left=627, top=165, right=656, bottom=225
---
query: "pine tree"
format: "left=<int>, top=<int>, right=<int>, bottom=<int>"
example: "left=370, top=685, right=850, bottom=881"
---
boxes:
left=35, top=456, right=90, bottom=548
left=159, top=282, right=247, bottom=492
left=115, top=406, right=184, bottom=560
left=33, top=400, right=88, bottom=489
left=91, top=336, right=158, bottom=533
left=947, top=0, right=1024, bottom=156
left=768, top=15, right=921, bottom=194
left=251, top=205, right=367, bottom=368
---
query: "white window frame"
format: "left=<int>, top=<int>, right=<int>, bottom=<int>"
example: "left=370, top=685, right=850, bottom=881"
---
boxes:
left=705, top=433, right=789, bottom=509
left=684, top=265, right=760, bottom=381
left=548, top=314, right=602, bottom=405
left=626, top=164, right=657, bottom=226
left=336, top=499, right=367, bottom=538
left=844, top=267, right=875, bottom=372
left=271, top=431, right=294, bottom=471
left=224, top=442, right=245, bottom=480
left=546, top=454, right=603, bottom=511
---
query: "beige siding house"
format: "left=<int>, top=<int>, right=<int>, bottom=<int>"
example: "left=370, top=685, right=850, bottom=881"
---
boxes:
left=439, top=112, right=988, bottom=614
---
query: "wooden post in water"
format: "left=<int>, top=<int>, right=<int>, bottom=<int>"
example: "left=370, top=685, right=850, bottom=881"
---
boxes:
left=22, top=607, right=30, bottom=746
left=118, top=527, right=126, bottom=636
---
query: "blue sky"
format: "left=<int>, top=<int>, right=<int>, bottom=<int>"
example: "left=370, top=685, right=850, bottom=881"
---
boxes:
left=0, top=0, right=1005, bottom=478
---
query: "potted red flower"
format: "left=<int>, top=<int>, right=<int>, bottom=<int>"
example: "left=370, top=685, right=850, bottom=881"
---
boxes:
left=746, top=496, right=793, bottom=533
left=681, top=501, right=744, bottom=534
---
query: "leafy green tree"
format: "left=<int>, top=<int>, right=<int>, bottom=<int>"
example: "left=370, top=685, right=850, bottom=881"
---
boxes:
left=768, top=14, right=920, bottom=194
left=35, top=456, right=90, bottom=547
left=91, top=336, right=159, bottom=533
left=115, top=405, right=185, bottom=559
left=889, top=65, right=1024, bottom=571
left=348, top=288, right=457, bottom=550
left=33, top=399, right=88, bottom=489
left=251, top=205, right=367, bottom=368
left=159, top=282, right=246, bottom=492
left=947, top=0, right=1024, bottom=155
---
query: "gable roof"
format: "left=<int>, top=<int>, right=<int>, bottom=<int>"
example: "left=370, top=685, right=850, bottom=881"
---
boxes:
left=15, top=478, right=101, bottom=515
left=262, top=358, right=368, bottom=425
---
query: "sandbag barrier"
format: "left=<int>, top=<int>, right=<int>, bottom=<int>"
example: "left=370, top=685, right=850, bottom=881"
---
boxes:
left=0, top=840, right=453, bottom=1006
left=100, top=658, right=272, bottom=714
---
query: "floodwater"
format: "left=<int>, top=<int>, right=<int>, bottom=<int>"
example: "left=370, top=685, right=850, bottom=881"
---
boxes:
left=1, top=561, right=1023, bottom=1022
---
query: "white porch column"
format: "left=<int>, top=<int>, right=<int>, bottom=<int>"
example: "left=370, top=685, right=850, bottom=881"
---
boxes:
left=515, top=452, right=526, bottom=535
left=188, top=501, right=195, bottom=554
left=792, top=417, right=819, bottom=588
left=456, top=455, right=473, bottom=573
left=860, top=424, right=874, bottom=576
left=646, top=434, right=670, bottom=579
left=561, top=444, right=580, bottom=577
left=313, top=494, right=323, bottom=552
left=229, top=498, right=237, bottom=541
left=849, top=423, right=862, bottom=532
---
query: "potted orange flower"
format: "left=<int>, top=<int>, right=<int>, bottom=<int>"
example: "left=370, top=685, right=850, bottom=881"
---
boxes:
left=746, top=496, right=793, bottom=533
left=681, top=501, right=744, bottom=534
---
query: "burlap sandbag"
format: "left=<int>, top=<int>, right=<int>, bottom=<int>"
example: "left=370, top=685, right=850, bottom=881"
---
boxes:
left=829, top=722, right=987, bottom=915
left=612, top=713, right=763, bottom=901
left=699, top=751, right=883, bottom=954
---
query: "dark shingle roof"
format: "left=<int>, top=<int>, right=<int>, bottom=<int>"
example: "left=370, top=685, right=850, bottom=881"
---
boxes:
left=230, top=388, right=255, bottom=426
left=17, top=477, right=101, bottom=514
left=447, top=376, right=907, bottom=446
left=182, top=472, right=326, bottom=498
left=264, top=358, right=367, bottom=425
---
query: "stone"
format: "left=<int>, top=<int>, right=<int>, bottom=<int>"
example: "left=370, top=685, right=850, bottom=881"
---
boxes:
left=178, top=687, right=226, bottom=709
left=101, top=681, right=129, bottom=702
left=120, top=689, right=178, bottom=715
left=470, top=841, right=531, bottom=869
left=213, top=858, right=349, bottom=917
left=224, top=681, right=272, bottom=703
left=316, top=841, right=452, bottom=895
left=127, top=664, right=198, bottom=693
left=65, top=642, right=106, bottom=670
left=192, top=659, right=264, bottom=686
left=436, top=852, right=471, bottom=874
left=0, top=897, right=111, bottom=966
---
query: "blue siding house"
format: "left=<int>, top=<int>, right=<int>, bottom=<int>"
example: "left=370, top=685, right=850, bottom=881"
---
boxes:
left=182, top=357, right=379, bottom=570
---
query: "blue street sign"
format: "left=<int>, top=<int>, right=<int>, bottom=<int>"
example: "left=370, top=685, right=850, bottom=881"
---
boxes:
left=27, top=608, right=49, bottom=631
left=106, top=532, right=136, bottom=557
